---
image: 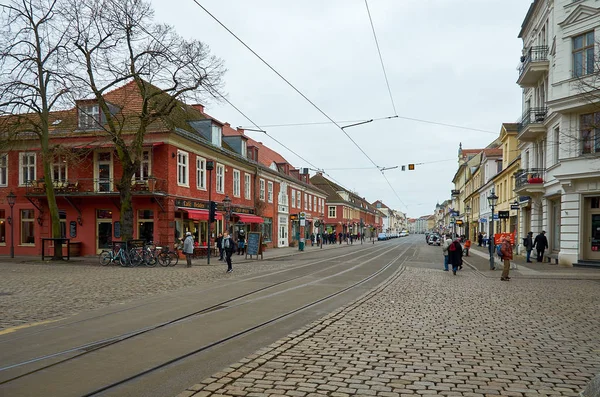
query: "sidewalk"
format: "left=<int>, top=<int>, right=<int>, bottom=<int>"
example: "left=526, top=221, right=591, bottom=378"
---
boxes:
left=464, top=245, right=600, bottom=279
left=0, top=239, right=366, bottom=267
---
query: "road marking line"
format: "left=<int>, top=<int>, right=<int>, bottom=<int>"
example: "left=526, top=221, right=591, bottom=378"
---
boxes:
left=0, top=318, right=64, bottom=335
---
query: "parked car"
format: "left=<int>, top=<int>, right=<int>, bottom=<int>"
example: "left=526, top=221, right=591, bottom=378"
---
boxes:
left=400, top=231, right=408, bottom=237
left=427, top=234, right=441, bottom=246
left=377, top=232, right=388, bottom=241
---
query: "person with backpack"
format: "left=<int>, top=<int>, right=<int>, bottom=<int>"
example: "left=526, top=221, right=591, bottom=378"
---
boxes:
left=222, top=230, right=236, bottom=273
left=442, top=234, right=452, bottom=272
left=447, top=237, right=463, bottom=275
left=499, top=235, right=513, bottom=281
left=523, top=231, right=534, bottom=263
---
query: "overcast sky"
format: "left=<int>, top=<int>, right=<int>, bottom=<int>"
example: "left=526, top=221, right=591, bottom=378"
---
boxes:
left=151, top=0, right=531, bottom=218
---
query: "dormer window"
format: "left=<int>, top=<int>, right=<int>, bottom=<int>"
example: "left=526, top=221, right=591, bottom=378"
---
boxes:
left=78, top=104, right=100, bottom=129
left=241, top=140, right=247, bottom=157
left=211, top=124, right=222, bottom=147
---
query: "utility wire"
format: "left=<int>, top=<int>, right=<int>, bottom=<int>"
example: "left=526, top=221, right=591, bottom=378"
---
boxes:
left=364, top=0, right=397, bottom=115
left=190, top=0, right=381, bottom=169
left=242, top=115, right=498, bottom=135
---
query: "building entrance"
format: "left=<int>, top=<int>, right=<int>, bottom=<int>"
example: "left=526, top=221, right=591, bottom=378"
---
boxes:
left=584, top=197, right=600, bottom=261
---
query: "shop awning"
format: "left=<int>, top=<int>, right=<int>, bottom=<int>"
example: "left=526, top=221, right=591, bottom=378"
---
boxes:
left=234, top=213, right=264, bottom=224
left=178, top=207, right=222, bottom=221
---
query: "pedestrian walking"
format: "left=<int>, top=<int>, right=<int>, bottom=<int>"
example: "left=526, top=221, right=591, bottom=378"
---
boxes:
left=237, top=230, right=246, bottom=255
left=223, top=230, right=236, bottom=273
left=442, top=234, right=452, bottom=272
left=338, top=232, right=343, bottom=245
left=447, top=237, right=463, bottom=275
left=499, top=235, right=513, bottom=281
left=523, top=231, right=534, bottom=262
left=482, top=232, right=488, bottom=247
left=316, top=233, right=321, bottom=246
left=534, top=231, right=548, bottom=262
left=310, top=233, right=315, bottom=246
left=183, top=231, right=194, bottom=268
left=216, top=233, right=224, bottom=261
left=477, top=232, right=483, bottom=247
left=463, top=239, right=471, bottom=256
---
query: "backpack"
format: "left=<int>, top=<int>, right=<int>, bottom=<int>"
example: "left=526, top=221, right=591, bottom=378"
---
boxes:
left=496, top=244, right=503, bottom=257
left=448, top=241, right=456, bottom=252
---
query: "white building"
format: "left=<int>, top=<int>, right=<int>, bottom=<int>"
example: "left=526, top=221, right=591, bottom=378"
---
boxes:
left=515, top=0, right=600, bottom=266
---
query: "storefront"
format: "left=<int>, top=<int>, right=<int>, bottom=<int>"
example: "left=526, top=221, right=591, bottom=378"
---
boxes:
left=583, top=196, right=600, bottom=262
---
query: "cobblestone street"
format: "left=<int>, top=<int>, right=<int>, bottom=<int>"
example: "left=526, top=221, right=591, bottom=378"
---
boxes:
left=0, top=244, right=344, bottom=330
left=180, top=244, right=600, bottom=397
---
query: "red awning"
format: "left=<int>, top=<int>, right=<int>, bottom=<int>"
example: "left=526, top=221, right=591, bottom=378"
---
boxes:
left=179, top=207, right=222, bottom=221
left=235, top=213, right=264, bottom=224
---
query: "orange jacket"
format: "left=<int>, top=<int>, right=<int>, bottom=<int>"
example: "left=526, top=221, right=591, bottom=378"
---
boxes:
left=464, top=240, right=471, bottom=248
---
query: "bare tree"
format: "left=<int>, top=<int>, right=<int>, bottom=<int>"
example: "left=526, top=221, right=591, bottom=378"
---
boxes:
left=64, top=0, right=225, bottom=241
left=0, top=0, right=73, bottom=259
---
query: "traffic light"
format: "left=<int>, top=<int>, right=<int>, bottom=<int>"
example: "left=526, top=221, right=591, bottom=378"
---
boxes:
left=209, top=201, right=217, bottom=223
left=408, top=164, right=415, bottom=170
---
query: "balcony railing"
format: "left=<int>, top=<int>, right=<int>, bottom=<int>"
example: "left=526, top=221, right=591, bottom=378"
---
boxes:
left=518, top=107, right=548, bottom=133
left=518, top=46, right=549, bottom=76
left=514, top=168, right=546, bottom=189
left=25, top=177, right=166, bottom=195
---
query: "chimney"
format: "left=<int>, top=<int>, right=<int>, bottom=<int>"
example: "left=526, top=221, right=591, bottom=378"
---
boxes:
left=192, top=104, right=205, bottom=113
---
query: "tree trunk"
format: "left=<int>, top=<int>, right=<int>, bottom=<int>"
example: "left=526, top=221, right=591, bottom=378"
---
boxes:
left=118, top=163, right=136, bottom=243
left=41, top=133, right=63, bottom=260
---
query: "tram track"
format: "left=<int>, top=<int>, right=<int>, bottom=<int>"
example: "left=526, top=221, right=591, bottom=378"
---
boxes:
left=0, top=240, right=413, bottom=396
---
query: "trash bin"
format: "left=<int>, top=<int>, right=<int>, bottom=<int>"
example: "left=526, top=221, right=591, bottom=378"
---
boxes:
left=299, top=238, right=305, bottom=251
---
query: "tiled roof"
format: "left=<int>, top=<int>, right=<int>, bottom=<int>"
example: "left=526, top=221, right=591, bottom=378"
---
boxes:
left=483, top=148, right=502, bottom=157
left=244, top=136, right=292, bottom=169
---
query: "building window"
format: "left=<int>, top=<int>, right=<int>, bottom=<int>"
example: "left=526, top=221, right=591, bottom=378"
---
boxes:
left=0, top=154, right=7, bottom=186
left=177, top=150, right=189, bottom=186
left=241, top=140, right=247, bottom=157
left=267, top=181, right=273, bottom=203
left=259, top=179, right=265, bottom=201
left=573, top=31, right=595, bottom=77
left=0, top=209, right=5, bottom=244
left=19, top=152, right=36, bottom=186
left=328, top=206, right=336, bottom=218
left=52, top=155, right=68, bottom=184
left=296, top=190, right=301, bottom=208
left=211, top=125, right=222, bottom=147
left=581, top=112, right=600, bottom=154
left=309, top=195, right=312, bottom=212
left=313, top=196, right=317, bottom=212
left=553, top=127, right=560, bottom=164
left=216, top=163, right=224, bottom=193
left=304, top=193, right=308, bottom=210
left=21, top=209, right=35, bottom=245
left=133, top=151, right=150, bottom=181
left=291, top=190, right=296, bottom=208
left=244, top=173, right=251, bottom=200
left=261, top=217, right=273, bottom=242
left=78, top=104, right=100, bottom=129
left=233, top=169, right=240, bottom=197
left=138, top=209, right=154, bottom=243
left=196, top=157, right=206, bottom=190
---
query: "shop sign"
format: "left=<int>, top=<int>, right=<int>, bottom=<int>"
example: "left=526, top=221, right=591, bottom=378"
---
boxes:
left=175, top=199, right=208, bottom=210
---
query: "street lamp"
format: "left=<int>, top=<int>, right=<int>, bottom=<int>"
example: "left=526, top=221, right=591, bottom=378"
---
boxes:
left=7, top=191, right=16, bottom=259
left=465, top=204, right=471, bottom=241
left=206, top=161, right=214, bottom=265
left=223, top=195, right=232, bottom=234
left=513, top=199, right=520, bottom=255
left=487, top=189, right=499, bottom=270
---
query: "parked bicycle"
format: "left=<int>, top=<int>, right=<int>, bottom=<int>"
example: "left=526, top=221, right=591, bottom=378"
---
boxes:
left=99, top=243, right=130, bottom=267
left=157, top=243, right=180, bottom=267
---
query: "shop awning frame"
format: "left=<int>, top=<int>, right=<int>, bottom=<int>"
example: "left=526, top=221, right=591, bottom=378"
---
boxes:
left=178, top=207, right=222, bottom=221
left=234, top=213, right=264, bottom=224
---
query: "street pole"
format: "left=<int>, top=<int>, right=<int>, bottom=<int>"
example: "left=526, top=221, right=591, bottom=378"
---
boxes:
left=206, top=162, right=214, bottom=265
left=489, top=206, right=495, bottom=270
left=7, top=191, right=16, bottom=259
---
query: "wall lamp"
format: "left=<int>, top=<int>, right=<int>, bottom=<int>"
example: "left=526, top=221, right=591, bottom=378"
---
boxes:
left=171, top=152, right=176, bottom=158
left=77, top=215, right=83, bottom=226
left=7, top=216, right=12, bottom=225
left=37, top=216, right=43, bottom=226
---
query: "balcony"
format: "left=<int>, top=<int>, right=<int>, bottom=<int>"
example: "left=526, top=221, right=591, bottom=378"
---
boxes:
left=514, top=168, right=546, bottom=195
left=517, top=107, right=547, bottom=141
left=25, top=177, right=167, bottom=196
left=451, top=189, right=460, bottom=196
left=517, top=46, right=549, bottom=87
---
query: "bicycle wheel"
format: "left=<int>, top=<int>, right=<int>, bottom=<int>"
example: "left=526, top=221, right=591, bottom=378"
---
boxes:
left=99, top=251, right=112, bottom=266
left=129, top=248, right=143, bottom=267
left=119, top=250, right=130, bottom=267
left=158, top=252, right=171, bottom=267
left=144, top=249, right=157, bottom=267
left=168, top=251, right=179, bottom=266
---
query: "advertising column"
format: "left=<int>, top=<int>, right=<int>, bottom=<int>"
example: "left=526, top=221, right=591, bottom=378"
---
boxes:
left=299, top=212, right=306, bottom=251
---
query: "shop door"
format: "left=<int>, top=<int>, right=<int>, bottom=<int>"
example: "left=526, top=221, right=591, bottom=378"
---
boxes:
left=584, top=197, right=600, bottom=261
left=279, top=215, right=288, bottom=247
left=97, top=222, right=112, bottom=253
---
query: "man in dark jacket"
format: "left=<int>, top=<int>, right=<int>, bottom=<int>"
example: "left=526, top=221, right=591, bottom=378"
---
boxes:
left=534, top=231, right=548, bottom=262
left=216, top=233, right=224, bottom=261
left=222, top=231, right=236, bottom=273
left=523, top=231, right=534, bottom=263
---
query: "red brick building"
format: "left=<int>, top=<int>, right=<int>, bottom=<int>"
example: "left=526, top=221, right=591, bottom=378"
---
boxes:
left=310, top=173, right=383, bottom=239
left=0, top=81, right=330, bottom=257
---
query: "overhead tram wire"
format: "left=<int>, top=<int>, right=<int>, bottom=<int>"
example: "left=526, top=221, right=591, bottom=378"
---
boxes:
left=190, top=0, right=381, bottom=169
left=364, top=0, right=397, bottom=116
